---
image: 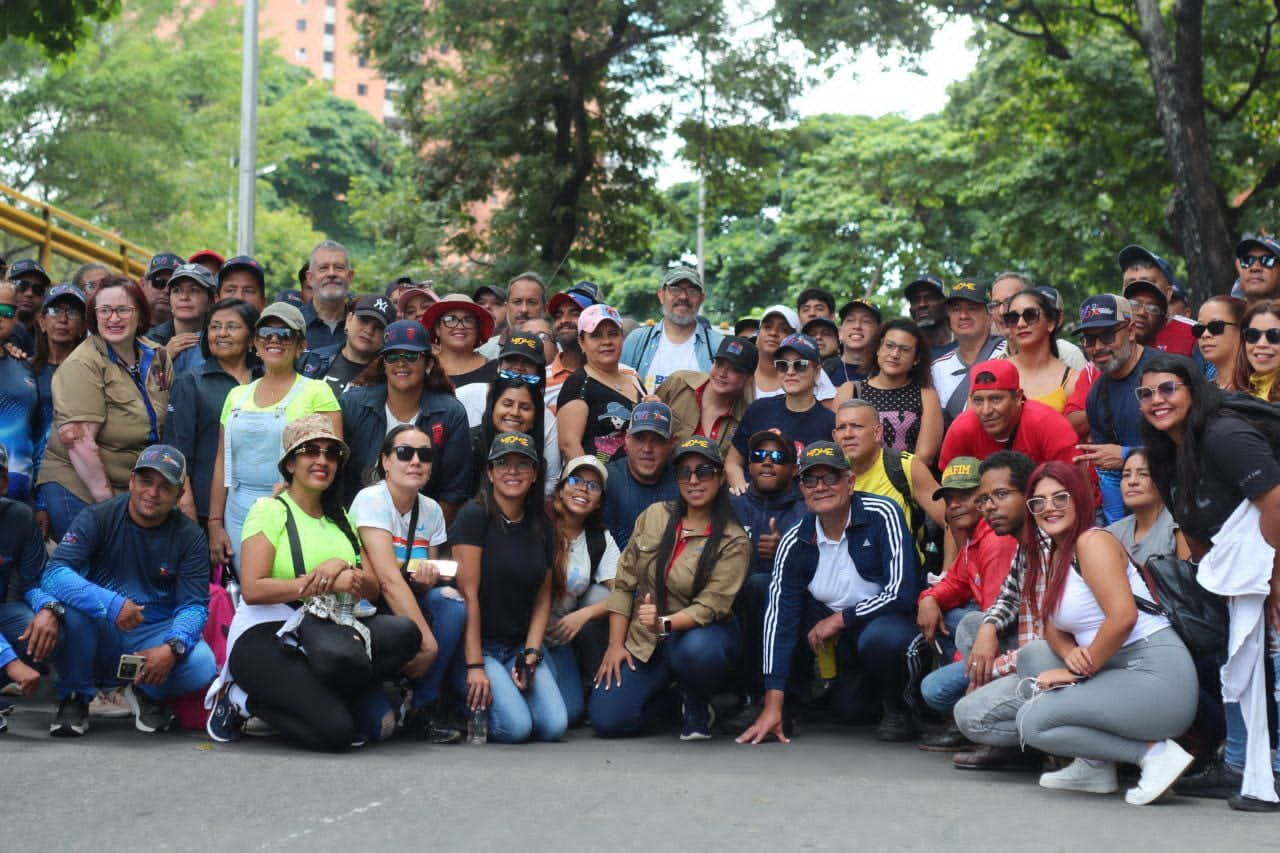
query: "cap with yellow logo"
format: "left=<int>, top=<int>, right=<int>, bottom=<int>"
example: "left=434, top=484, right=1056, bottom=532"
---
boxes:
left=673, top=436, right=723, bottom=467
left=932, top=456, right=983, bottom=500
left=796, top=440, right=851, bottom=474
left=487, top=431, right=540, bottom=463
left=499, top=333, right=547, bottom=367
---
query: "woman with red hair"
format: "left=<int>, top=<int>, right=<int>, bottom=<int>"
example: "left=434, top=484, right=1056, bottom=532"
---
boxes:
left=1013, top=461, right=1198, bottom=806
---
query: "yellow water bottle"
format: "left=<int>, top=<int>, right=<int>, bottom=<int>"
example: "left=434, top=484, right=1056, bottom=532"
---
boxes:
left=817, top=638, right=838, bottom=680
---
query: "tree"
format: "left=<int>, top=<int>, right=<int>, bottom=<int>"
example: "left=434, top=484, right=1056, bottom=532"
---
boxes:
left=2, top=0, right=119, bottom=58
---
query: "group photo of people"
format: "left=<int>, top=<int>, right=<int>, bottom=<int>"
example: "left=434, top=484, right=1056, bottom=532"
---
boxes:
left=2, top=235, right=1280, bottom=815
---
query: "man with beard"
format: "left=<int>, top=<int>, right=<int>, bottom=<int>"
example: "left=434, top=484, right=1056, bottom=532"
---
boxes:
left=622, top=267, right=723, bottom=392
left=1235, top=234, right=1280, bottom=305
left=904, top=274, right=954, bottom=356
left=546, top=281, right=603, bottom=411
left=297, top=294, right=395, bottom=396
left=600, top=402, right=678, bottom=549
left=301, top=241, right=354, bottom=349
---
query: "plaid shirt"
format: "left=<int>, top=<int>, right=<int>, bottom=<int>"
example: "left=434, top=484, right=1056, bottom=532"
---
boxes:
left=982, top=529, right=1052, bottom=677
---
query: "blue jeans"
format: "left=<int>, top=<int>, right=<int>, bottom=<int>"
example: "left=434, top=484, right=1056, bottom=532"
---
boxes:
left=38, top=482, right=88, bottom=544
left=1224, top=629, right=1280, bottom=773
left=545, top=644, right=585, bottom=727
left=452, top=642, right=567, bottom=744
left=920, top=609, right=998, bottom=713
left=405, top=588, right=466, bottom=710
left=589, top=621, right=740, bottom=738
left=0, top=602, right=40, bottom=675
left=54, top=605, right=217, bottom=700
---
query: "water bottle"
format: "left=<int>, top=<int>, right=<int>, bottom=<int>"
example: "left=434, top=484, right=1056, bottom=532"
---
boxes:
left=333, top=591, right=354, bottom=618
left=467, top=708, right=489, bottom=745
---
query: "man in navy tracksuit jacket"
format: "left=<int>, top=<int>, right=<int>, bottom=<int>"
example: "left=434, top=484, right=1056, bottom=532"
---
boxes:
left=738, top=441, right=920, bottom=745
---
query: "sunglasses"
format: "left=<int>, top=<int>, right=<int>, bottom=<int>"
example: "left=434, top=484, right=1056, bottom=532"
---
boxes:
left=498, top=368, right=542, bottom=385
left=675, top=463, right=720, bottom=482
left=294, top=442, right=342, bottom=461
left=1080, top=328, right=1121, bottom=347
left=392, top=445, right=433, bottom=463
left=384, top=351, right=423, bottom=364
left=1239, top=254, right=1279, bottom=269
left=1134, top=380, right=1185, bottom=402
left=565, top=474, right=602, bottom=493
left=750, top=448, right=788, bottom=464
left=1192, top=320, right=1235, bottom=338
left=0, top=304, right=16, bottom=320
left=1026, top=490, right=1072, bottom=516
left=1001, top=307, right=1042, bottom=328
left=1244, top=327, right=1280, bottom=345
left=773, top=359, right=812, bottom=374
left=256, top=326, right=295, bottom=342
left=15, top=281, right=46, bottom=296
left=799, top=470, right=843, bottom=488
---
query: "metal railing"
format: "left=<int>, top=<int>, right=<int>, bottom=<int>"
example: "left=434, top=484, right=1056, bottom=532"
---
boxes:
left=0, top=184, right=152, bottom=278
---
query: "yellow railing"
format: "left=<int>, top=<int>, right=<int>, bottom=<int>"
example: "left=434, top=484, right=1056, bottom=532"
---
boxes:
left=0, top=184, right=152, bottom=279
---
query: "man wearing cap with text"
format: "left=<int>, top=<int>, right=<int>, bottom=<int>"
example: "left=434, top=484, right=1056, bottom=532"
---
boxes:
left=654, top=335, right=757, bottom=459
left=931, top=280, right=1007, bottom=425
left=297, top=293, right=396, bottom=396
left=621, top=267, right=723, bottom=391
left=738, top=440, right=920, bottom=744
left=41, top=444, right=216, bottom=737
left=905, top=274, right=955, bottom=356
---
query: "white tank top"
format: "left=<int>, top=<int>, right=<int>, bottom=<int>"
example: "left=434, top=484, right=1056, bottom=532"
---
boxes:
left=1051, top=557, right=1169, bottom=648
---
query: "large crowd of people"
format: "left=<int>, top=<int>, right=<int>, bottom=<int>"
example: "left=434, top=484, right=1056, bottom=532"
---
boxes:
left=2, top=237, right=1280, bottom=812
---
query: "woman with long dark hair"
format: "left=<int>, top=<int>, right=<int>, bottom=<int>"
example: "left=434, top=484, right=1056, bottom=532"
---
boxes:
left=1194, top=295, right=1245, bottom=392
left=557, top=304, right=645, bottom=462
left=1238, top=299, right=1280, bottom=401
left=590, top=437, right=749, bottom=740
left=468, top=376, right=552, bottom=496
left=1003, top=288, right=1078, bottom=414
left=1012, top=461, right=1196, bottom=804
left=420, top=294, right=495, bottom=390
left=1104, top=449, right=1189, bottom=565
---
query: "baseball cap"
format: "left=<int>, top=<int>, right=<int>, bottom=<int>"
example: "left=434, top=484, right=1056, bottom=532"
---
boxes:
left=1032, top=286, right=1063, bottom=313
left=487, top=431, right=539, bottom=463
left=499, top=332, right=547, bottom=367
left=146, top=253, right=184, bottom=279
left=734, top=317, right=760, bottom=336
left=1169, top=283, right=1189, bottom=303
left=748, top=429, right=797, bottom=463
left=761, top=304, right=800, bottom=332
left=218, top=255, right=265, bottom=287
left=970, top=359, right=1020, bottom=394
left=352, top=293, right=396, bottom=327
left=578, top=303, right=623, bottom=334
left=803, top=317, right=838, bottom=338
left=256, top=301, right=306, bottom=335
left=382, top=319, right=431, bottom=352
left=398, top=286, right=440, bottom=314
left=275, top=289, right=305, bottom=308
left=1073, top=294, right=1134, bottom=333
left=837, top=298, right=882, bottom=323
left=628, top=401, right=673, bottom=439
left=904, top=274, right=945, bottom=299
left=42, top=283, right=86, bottom=310
left=168, top=263, right=217, bottom=293
left=945, top=280, right=988, bottom=305
left=713, top=336, right=758, bottom=374
left=549, top=281, right=602, bottom=316
left=1117, top=244, right=1176, bottom=285
left=661, top=266, right=703, bottom=291
left=188, top=249, right=226, bottom=269
left=777, top=332, right=821, bottom=363
left=672, top=436, right=722, bottom=467
left=796, top=441, right=851, bottom=474
left=1236, top=234, right=1280, bottom=259
left=1123, top=279, right=1168, bottom=308
left=384, top=275, right=414, bottom=298
left=562, top=454, right=608, bottom=485
left=8, top=259, right=50, bottom=287
left=932, top=456, right=983, bottom=500
left=133, top=444, right=188, bottom=486
left=473, top=283, right=507, bottom=302
left=278, top=414, right=349, bottom=476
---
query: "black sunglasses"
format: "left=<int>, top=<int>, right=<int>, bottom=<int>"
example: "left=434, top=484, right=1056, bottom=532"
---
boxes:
left=1239, top=254, right=1280, bottom=269
left=675, top=463, right=720, bottom=482
left=256, top=326, right=296, bottom=342
left=392, top=445, right=433, bottom=463
left=799, top=471, right=843, bottom=488
left=294, top=442, right=342, bottom=461
left=750, top=448, right=788, bottom=464
left=1001, top=307, right=1042, bottom=328
left=384, top=351, right=423, bottom=364
left=1192, top=320, right=1235, bottom=339
left=1244, top=327, right=1280, bottom=345
left=1080, top=328, right=1122, bottom=347
left=15, top=280, right=46, bottom=296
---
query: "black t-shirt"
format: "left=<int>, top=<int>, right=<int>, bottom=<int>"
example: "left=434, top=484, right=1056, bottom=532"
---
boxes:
left=1167, top=412, right=1280, bottom=543
left=322, top=352, right=369, bottom=397
left=451, top=361, right=498, bottom=392
left=732, top=395, right=836, bottom=460
left=448, top=500, right=553, bottom=648
left=558, top=368, right=642, bottom=461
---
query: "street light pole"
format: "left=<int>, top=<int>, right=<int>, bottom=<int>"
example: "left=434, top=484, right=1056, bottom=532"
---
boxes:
left=236, top=0, right=259, bottom=256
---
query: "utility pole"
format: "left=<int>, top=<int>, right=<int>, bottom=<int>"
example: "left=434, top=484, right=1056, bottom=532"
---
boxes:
left=236, top=0, right=259, bottom=255
left=695, top=43, right=707, bottom=283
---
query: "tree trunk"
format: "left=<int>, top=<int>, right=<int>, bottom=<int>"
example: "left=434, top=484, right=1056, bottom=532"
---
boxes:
left=1132, top=0, right=1235, bottom=303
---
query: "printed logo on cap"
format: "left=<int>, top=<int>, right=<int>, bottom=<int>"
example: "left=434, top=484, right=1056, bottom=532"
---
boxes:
left=725, top=341, right=744, bottom=355
left=1082, top=302, right=1114, bottom=320
left=374, top=297, right=390, bottom=314
left=680, top=437, right=711, bottom=450
left=953, top=281, right=977, bottom=291
left=510, top=335, right=538, bottom=349
left=498, top=433, right=530, bottom=447
left=943, top=461, right=975, bottom=479
left=634, top=407, right=670, bottom=424
left=805, top=445, right=837, bottom=459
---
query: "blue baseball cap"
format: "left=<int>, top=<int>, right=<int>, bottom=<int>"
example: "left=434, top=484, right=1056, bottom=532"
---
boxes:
left=628, top=401, right=673, bottom=439
left=1117, top=244, right=1177, bottom=286
left=777, top=332, right=821, bottom=363
left=219, top=255, right=265, bottom=287
left=42, top=283, right=86, bottom=310
left=8, top=259, right=50, bottom=287
left=146, top=253, right=184, bottom=279
left=1073, top=294, right=1134, bottom=334
left=382, top=319, right=431, bottom=353
left=133, top=444, right=187, bottom=486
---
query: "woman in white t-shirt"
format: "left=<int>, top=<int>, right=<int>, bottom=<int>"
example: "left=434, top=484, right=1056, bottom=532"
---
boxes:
left=544, top=454, right=619, bottom=726
left=351, top=424, right=467, bottom=743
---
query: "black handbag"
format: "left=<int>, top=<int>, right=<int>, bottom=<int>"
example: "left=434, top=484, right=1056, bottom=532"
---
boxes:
left=1133, top=555, right=1229, bottom=660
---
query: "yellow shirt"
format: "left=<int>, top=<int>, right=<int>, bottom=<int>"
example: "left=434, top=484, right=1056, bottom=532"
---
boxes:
left=1251, top=372, right=1278, bottom=401
left=853, top=449, right=924, bottom=561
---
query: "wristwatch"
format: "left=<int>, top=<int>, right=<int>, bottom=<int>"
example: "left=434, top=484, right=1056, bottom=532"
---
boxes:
left=658, top=617, right=673, bottom=638
left=42, top=602, right=65, bottom=623
left=165, top=638, right=187, bottom=658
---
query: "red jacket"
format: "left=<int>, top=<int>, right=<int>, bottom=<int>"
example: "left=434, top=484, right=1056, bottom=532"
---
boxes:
left=918, top=519, right=1018, bottom=611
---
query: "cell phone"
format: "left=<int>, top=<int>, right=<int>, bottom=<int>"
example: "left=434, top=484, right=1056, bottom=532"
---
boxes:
left=433, top=560, right=458, bottom=579
left=117, top=654, right=146, bottom=681
left=515, top=657, right=535, bottom=690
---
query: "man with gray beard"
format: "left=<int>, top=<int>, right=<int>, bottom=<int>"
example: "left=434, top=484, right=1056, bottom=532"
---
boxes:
left=621, top=266, right=723, bottom=392
left=300, top=240, right=354, bottom=350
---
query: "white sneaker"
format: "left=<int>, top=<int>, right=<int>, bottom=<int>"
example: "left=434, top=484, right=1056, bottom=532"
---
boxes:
left=1126, top=740, right=1194, bottom=805
left=1039, top=758, right=1118, bottom=793
left=88, top=687, right=132, bottom=718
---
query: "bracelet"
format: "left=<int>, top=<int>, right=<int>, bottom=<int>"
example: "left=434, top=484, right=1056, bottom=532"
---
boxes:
left=521, top=647, right=543, bottom=663
left=465, top=662, right=485, bottom=670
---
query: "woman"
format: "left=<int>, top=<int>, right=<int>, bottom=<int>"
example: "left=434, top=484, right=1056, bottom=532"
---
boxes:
left=1104, top=449, right=1189, bottom=566
left=420, top=293, right=495, bottom=390
left=590, top=438, right=749, bottom=740
left=164, top=299, right=261, bottom=525
left=351, top=425, right=466, bottom=743
left=544, top=455, right=619, bottom=727
left=1002, top=288, right=1078, bottom=413
left=32, top=283, right=88, bottom=536
left=1014, top=461, right=1197, bottom=805
left=205, top=415, right=421, bottom=750
left=834, top=318, right=942, bottom=465
left=469, top=377, right=552, bottom=496
left=1238, top=300, right=1280, bottom=401
left=208, top=303, right=340, bottom=567
left=0, top=280, right=41, bottom=501
left=1139, top=354, right=1280, bottom=810
left=36, top=277, right=174, bottom=541
left=340, top=320, right=472, bottom=523
left=451, top=432, right=567, bottom=744
left=557, top=304, right=644, bottom=462
left=1195, top=295, right=1245, bottom=392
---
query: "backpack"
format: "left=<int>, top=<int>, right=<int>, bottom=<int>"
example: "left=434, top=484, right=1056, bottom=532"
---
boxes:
left=170, top=564, right=236, bottom=730
left=881, top=448, right=944, bottom=579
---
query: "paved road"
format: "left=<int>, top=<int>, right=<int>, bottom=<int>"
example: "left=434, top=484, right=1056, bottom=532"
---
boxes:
left=3, top=698, right=1272, bottom=852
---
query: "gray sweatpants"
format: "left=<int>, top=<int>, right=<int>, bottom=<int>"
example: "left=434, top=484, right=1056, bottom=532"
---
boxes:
left=954, top=671, right=1025, bottom=747
left=1014, top=628, right=1198, bottom=764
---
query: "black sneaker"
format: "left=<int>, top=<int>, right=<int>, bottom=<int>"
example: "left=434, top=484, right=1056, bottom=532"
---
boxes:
left=875, top=708, right=919, bottom=742
left=205, top=689, right=244, bottom=743
left=400, top=706, right=463, bottom=744
left=680, top=702, right=715, bottom=741
left=1174, top=758, right=1244, bottom=799
left=918, top=722, right=970, bottom=752
left=50, top=695, right=89, bottom=737
left=1228, top=791, right=1280, bottom=812
left=0, top=696, right=13, bottom=716
left=124, top=685, right=173, bottom=733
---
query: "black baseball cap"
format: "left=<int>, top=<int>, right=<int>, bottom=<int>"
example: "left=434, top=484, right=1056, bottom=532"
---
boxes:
left=802, top=316, right=839, bottom=337
left=797, top=441, right=851, bottom=474
left=8, top=259, right=50, bottom=287
left=487, top=431, right=539, bottom=463
left=1123, top=279, right=1168, bottom=308
left=219, top=255, right=266, bottom=288
left=945, top=280, right=988, bottom=305
left=499, top=332, right=547, bottom=367
left=904, top=274, right=944, bottom=299
left=146, top=253, right=184, bottom=280
left=473, top=283, right=507, bottom=302
left=748, top=429, right=797, bottom=463
left=352, top=294, right=396, bottom=327
left=1236, top=234, right=1280, bottom=260
left=672, top=436, right=723, bottom=467
left=1117, top=244, right=1177, bottom=285
left=837, top=298, right=882, bottom=322
left=734, top=317, right=760, bottom=336
left=713, top=336, right=758, bottom=374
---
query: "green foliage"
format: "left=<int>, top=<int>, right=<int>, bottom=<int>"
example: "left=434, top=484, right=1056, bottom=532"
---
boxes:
left=1, top=0, right=119, bottom=58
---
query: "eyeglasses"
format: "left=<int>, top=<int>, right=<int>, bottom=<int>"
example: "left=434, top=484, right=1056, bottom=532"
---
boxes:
left=663, top=282, right=703, bottom=296
left=383, top=351, right=423, bottom=364
left=1244, top=327, right=1280, bottom=345
left=880, top=340, right=914, bottom=355
left=255, top=326, right=295, bottom=342
left=1239, top=254, right=1279, bottom=269
left=492, top=456, right=536, bottom=472
left=0, top=304, right=16, bottom=319
left=1192, top=320, right=1235, bottom=338
left=975, top=488, right=1018, bottom=508
left=1026, top=490, right=1072, bottom=516
left=294, top=442, right=342, bottom=461
left=1001, top=308, right=1042, bottom=328
left=773, top=359, right=812, bottom=374
left=498, top=368, right=542, bottom=385
left=750, top=448, right=788, bottom=464
left=676, top=463, right=720, bottom=482
left=799, top=470, right=843, bottom=488
left=986, top=300, right=1007, bottom=314
left=208, top=321, right=246, bottom=334
left=95, top=305, right=136, bottom=319
left=1134, top=380, right=1185, bottom=402
left=15, top=281, right=46, bottom=296
left=43, top=305, right=83, bottom=320
left=392, top=445, right=433, bottom=463
left=1131, top=302, right=1165, bottom=317
left=1080, top=328, right=1122, bottom=347
left=440, top=314, right=479, bottom=329
left=565, top=474, right=602, bottom=493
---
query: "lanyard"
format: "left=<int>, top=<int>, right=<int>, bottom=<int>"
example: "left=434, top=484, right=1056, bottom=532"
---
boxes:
left=106, top=342, right=159, bottom=443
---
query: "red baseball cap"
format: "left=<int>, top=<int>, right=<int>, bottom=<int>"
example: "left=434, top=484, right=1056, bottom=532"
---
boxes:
left=189, top=249, right=226, bottom=268
left=970, top=359, right=1020, bottom=394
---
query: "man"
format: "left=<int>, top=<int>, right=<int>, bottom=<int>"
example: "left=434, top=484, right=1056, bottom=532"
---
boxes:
left=734, top=317, right=760, bottom=340
left=796, top=287, right=835, bottom=324
left=216, top=255, right=268, bottom=312
left=142, top=253, right=182, bottom=326
left=384, top=276, right=414, bottom=314
left=915, top=456, right=1019, bottom=750
left=1117, top=244, right=1197, bottom=357
left=188, top=249, right=225, bottom=278
left=803, top=316, right=840, bottom=361
left=654, top=336, right=757, bottom=459
left=939, top=359, right=1078, bottom=470
left=951, top=451, right=1045, bottom=771
left=905, top=274, right=954, bottom=355
left=1070, top=294, right=1159, bottom=523
left=40, top=445, right=217, bottom=737
left=1235, top=234, right=1280, bottom=304
left=931, top=280, right=1007, bottom=424
left=827, top=299, right=880, bottom=388
left=505, top=272, right=548, bottom=340
left=738, top=441, right=920, bottom=744
left=546, top=281, right=602, bottom=410
left=297, top=293, right=395, bottom=396
left=146, top=263, right=216, bottom=375
left=297, top=261, right=312, bottom=304
left=601, top=402, right=679, bottom=549
left=301, top=240, right=354, bottom=349
left=621, top=266, right=723, bottom=391
left=8, top=258, right=49, bottom=345
left=0, top=446, right=52, bottom=729
left=473, top=283, right=508, bottom=355
left=1168, top=283, right=1192, bottom=319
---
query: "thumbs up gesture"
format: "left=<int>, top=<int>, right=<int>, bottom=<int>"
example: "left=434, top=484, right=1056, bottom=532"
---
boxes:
left=638, top=592, right=659, bottom=632
left=758, top=516, right=782, bottom=564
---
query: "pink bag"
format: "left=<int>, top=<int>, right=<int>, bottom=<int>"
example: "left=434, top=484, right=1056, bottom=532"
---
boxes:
left=170, top=568, right=235, bottom=730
